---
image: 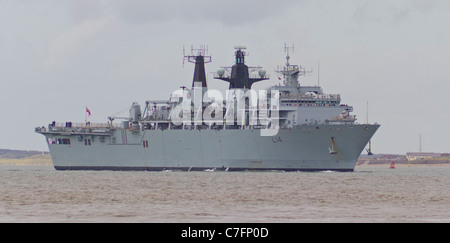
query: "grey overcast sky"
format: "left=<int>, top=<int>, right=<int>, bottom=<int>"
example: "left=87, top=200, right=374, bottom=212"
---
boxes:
left=0, top=0, right=449, bottom=154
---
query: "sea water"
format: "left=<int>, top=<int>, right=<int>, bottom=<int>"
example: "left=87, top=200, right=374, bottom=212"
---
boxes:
left=0, top=165, right=449, bottom=222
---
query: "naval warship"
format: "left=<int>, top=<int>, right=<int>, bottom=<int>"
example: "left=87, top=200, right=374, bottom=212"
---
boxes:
left=35, top=45, right=379, bottom=171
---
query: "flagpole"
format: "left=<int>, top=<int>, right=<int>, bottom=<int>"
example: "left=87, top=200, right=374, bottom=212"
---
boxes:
left=85, top=106, right=87, bottom=124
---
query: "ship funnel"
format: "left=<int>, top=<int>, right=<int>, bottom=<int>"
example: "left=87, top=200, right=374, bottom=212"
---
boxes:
left=214, top=46, right=269, bottom=89
left=192, top=55, right=207, bottom=88
left=183, top=45, right=212, bottom=89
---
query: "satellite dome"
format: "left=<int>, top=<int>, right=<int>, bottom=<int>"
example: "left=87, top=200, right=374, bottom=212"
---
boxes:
left=258, top=69, right=266, bottom=78
left=217, top=68, right=225, bottom=77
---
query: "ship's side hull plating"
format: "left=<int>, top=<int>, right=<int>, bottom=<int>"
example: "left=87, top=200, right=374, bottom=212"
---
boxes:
left=44, top=124, right=379, bottom=172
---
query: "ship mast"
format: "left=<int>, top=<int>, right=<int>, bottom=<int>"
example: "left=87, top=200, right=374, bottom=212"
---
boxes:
left=276, top=43, right=311, bottom=87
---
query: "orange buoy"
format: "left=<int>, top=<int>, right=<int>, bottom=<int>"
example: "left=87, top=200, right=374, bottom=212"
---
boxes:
left=389, top=161, right=396, bottom=169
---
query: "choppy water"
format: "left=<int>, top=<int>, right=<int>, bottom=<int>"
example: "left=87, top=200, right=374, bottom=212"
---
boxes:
left=0, top=165, right=449, bottom=222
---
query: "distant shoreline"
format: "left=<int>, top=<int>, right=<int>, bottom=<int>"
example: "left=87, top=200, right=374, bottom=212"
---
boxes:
left=356, top=163, right=450, bottom=167
left=1, top=160, right=449, bottom=167
left=1, top=149, right=449, bottom=166
left=0, top=154, right=52, bottom=166
left=357, top=153, right=450, bottom=166
left=0, top=148, right=52, bottom=165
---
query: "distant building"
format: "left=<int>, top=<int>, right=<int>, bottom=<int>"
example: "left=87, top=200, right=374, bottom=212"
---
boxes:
left=406, top=152, right=441, bottom=161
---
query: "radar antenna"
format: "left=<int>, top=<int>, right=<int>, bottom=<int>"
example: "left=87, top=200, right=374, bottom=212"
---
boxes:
left=284, top=43, right=294, bottom=66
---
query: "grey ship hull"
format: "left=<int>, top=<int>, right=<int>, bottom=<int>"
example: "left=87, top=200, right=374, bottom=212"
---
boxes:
left=40, top=124, right=379, bottom=172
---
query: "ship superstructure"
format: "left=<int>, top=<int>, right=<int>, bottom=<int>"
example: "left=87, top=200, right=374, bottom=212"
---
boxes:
left=35, top=45, right=379, bottom=171
left=271, top=45, right=355, bottom=127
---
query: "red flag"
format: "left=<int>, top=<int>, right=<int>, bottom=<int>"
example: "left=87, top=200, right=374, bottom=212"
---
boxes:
left=86, top=107, right=91, bottom=116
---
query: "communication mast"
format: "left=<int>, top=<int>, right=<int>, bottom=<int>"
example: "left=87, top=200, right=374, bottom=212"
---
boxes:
left=276, top=43, right=311, bottom=87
